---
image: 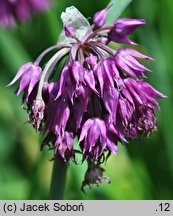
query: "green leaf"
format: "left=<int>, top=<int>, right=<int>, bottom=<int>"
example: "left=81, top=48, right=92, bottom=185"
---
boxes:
left=0, top=29, right=30, bottom=73
left=105, top=0, right=133, bottom=25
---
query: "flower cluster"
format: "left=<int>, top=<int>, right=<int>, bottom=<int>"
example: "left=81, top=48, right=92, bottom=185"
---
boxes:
left=0, top=0, right=50, bottom=27
left=8, top=6, right=166, bottom=189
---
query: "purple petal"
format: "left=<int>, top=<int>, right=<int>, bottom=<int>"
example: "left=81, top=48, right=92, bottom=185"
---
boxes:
left=115, top=48, right=152, bottom=77
left=115, top=56, right=137, bottom=77
left=96, top=36, right=110, bottom=45
left=7, top=62, right=33, bottom=86
left=124, top=78, right=143, bottom=104
left=119, top=98, right=134, bottom=123
left=107, top=121, right=127, bottom=142
left=103, top=87, right=119, bottom=123
left=109, top=33, right=137, bottom=45
left=123, top=55, right=151, bottom=72
left=121, top=48, right=154, bottom=61
left=106, top=138, right=118, bottom=155
left=71, top=61, right=84, bottom=84
left=27, top=66, right=42, bottom=96
left=85, top=55, right=97, bottom=67
left=102, top=59, right=115, bottom=88
left=121, top=88, right=135, bottom=106
left=55, top=66, right=69, bottom=99
left=65, top=132, right=74, bottom=150
left=48, top=82, right=59, bottom=99
left=87, top=123, right=101, bottom=152
left=84, top=69, right=98, bottom=95
left=95, top=63, right=104, bottom=97
left=79, top=119, right=94, bottom=143
left=139, top=81, right=167, bottom=98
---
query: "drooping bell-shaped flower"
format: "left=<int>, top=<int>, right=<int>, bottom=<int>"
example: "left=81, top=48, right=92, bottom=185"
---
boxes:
left=79, top=118, right=118, bottom=160
left=54, top=132, right=74, bottom=163
left=115, top=48, right=153, bottom=77
left=109, top=18, right=146, bottom=45
left=8, top=62, right=42, bottom=102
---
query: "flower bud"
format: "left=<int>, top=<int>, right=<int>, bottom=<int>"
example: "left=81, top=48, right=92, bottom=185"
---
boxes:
left=64, top=24, right=76, bottom=38
left=93, top=5, right=111, bottom=27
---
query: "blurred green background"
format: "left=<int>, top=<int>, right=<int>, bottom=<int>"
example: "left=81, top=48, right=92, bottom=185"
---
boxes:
left=0, top=0, right=173, bottom=200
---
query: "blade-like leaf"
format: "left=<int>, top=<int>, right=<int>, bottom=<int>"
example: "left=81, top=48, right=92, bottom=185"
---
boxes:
left=105, top=0, right=133, bottom=25
left=0, top=29, right=30, bottom=72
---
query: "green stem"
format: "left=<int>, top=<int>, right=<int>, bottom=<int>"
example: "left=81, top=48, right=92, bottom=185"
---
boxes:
left=49, top=159, right=68, bottom=200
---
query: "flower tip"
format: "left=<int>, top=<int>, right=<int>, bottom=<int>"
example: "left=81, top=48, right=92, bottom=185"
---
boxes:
left=102, top=176, right=111, bottom=184
left=129, top=40, right=138, bottom=46
left=161, top=94, right=168, bottom=98
left=6, top=82, right=11, bottom=87
left=139, top=19, right=147, bottom=25
left=6, top=78, right=17, bottom=87
left=148, top=57, right=155, bottom=61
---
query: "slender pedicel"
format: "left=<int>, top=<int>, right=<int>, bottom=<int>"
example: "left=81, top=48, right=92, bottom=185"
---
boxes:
left=92, top=41, right=117, bottom=56
left=36, top=48, right=70, bottom=99
left=35, top=44, right=71, bottom=64
left=85, top=25, right=113, bottom=43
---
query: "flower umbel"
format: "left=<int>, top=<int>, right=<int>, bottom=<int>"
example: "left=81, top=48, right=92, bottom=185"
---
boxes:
left=8, top=6, right=166, bottom=190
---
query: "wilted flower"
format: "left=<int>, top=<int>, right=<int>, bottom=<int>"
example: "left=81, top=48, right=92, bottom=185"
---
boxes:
left=0, top=0, right=50, bottom=27
left=81, top=162, right=111, bottom=193
left=8, top=6, right=166, bottom=190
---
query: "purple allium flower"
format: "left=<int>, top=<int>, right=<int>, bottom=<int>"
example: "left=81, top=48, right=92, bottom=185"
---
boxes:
left=54, top=131, right=74, bottom=163
left=115, top=48, right=153, bottom=77
left=8, top=6, right=166, bottom=190
left=7, top=62, right=42, bottom=102
left=109, top=18, right=146, bottom=45
left=0, top=0, right=50, bottom=27
left=79, top=118, right=118, bottom=160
